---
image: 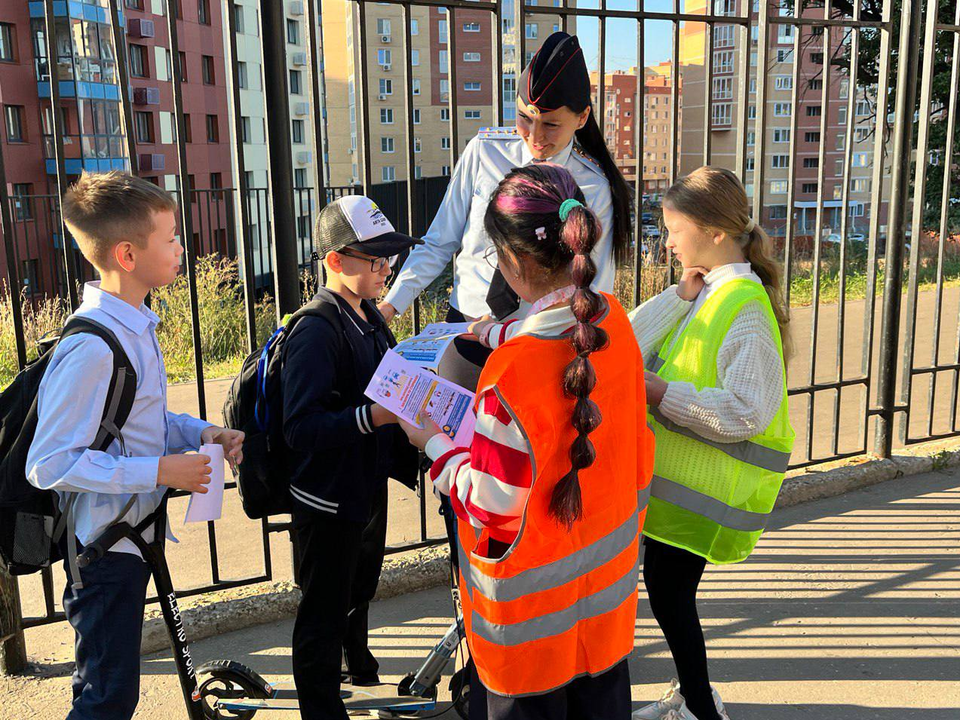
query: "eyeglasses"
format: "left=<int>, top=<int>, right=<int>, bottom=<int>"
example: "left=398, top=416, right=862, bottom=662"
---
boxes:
left=336, top=249, right=398, bottom=272
left=483, top=245, right=500, bottom=270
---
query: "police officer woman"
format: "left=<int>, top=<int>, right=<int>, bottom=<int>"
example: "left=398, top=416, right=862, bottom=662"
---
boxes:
left=378, top=31, right=633, bottom=328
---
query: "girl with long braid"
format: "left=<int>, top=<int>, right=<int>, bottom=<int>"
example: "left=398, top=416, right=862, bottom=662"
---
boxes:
left=402, top=163, right=654, bottom=720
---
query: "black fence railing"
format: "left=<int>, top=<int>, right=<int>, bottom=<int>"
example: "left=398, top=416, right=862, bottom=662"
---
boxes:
left=2, top=0, right=959, bottom=669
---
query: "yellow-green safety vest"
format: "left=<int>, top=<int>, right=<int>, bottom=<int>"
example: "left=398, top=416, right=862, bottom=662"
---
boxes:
left=644, top=278, right=795, bottom=564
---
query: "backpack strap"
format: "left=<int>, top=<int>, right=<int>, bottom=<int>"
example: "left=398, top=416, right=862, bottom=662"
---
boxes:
left=54, top=317, right=138, bottom=588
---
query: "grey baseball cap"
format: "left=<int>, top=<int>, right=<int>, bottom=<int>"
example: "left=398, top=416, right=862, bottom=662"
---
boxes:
left=314, top=195, right=423, bottom=258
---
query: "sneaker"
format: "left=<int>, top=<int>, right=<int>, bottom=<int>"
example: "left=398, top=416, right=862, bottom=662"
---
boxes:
left=633, top=678, right=687, bottom=719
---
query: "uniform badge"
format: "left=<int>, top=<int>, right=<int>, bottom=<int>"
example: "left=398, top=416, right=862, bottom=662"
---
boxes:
left=528, top=105, right=541, bottom=116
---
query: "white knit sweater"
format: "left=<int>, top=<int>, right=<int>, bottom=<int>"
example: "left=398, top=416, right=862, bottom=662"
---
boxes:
left=629, top=263, right=785, bottom=443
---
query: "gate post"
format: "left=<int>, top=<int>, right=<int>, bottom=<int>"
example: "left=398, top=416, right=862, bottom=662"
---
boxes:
left=874, top=0, right=924, bottom=457
left=0, top=569, right=27, bottom=675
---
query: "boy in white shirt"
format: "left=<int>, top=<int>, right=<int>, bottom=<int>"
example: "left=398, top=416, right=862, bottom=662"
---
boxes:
left=26, top=172, right=244, bottom=720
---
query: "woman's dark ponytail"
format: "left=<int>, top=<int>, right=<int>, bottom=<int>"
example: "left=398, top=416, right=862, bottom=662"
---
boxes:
left=574, top=108, right=633, bottom=261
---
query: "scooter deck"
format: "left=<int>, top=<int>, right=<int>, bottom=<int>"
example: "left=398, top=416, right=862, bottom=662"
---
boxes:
left=216, top=682, right=437, bottom=712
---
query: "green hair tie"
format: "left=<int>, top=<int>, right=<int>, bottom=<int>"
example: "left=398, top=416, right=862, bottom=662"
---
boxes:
left=558, top=198, right=584, bottom=222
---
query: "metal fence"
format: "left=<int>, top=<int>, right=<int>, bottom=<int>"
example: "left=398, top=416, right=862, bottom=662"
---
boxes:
left=2, top=0, right=959, bottom=667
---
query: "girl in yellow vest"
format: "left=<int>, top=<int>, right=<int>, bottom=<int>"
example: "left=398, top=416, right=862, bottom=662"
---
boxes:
left=630, top=167, right=794, bottom=720
left=403, top=163, right=654, bottom=720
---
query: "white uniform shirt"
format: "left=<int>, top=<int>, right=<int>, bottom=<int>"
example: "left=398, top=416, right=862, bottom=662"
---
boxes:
left=384, top=127, right=616, bottom=319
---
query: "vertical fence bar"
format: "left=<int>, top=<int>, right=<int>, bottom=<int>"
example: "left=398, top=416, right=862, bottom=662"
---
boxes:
left=106, top=0, right=139, bottom=173
left=781, top=12, right=801, bottom=311
left=943, top=5, right=960, bottom=432
left=306, top=0, right=330, bottom=211
left=496, top=0, right=504, bottom=125
left=515, top=0, right=525, bottom=83
left=42, top=0, right=79, bottom=311
left=703, top=20, right=714, bottom=166
left=633, top=17, right=645, bottom=305
left=260, top=0, right=302, bottom=316
left=899, top=0, right=941, bottom=443
left=224, top=0, right=258, bottom=354
left=166, top=0, right=207, bottom=417
left=598, top=2, right=606, bottom=137
left=357, top=0, right=374, bottom=194
left=448, top=7, right=461, bottom=168
left=874, top=0, right=924, bottom=456
left=752, top=0, right=770, bottom=224
left=734, top=16, right=750, bottom=181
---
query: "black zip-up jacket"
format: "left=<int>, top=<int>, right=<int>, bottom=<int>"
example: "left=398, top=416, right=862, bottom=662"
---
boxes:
left=281, top=288, right=418, bottom=522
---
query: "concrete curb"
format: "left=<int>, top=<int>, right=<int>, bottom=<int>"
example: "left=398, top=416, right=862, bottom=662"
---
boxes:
left=140, top=439, right=960, bottom=656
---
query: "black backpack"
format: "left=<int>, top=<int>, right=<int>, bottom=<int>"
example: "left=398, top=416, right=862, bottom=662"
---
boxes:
left=223, top=299, right=346, bottom=519
left=0, top=317, right=136, bottom=578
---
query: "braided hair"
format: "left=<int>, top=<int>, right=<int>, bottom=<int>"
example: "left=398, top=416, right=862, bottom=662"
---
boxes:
left=483, top=164, right=609, bottom=528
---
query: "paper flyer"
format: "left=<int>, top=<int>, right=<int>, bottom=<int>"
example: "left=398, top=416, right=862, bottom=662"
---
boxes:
left=365, top=349, right=476, bottom=446
left=392, top=322, right=472, bottom=371
left=184, top=444, right=225, bottom=523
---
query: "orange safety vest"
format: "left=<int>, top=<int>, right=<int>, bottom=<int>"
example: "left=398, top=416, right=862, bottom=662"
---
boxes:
left=456, top=294, right=654, bottom=697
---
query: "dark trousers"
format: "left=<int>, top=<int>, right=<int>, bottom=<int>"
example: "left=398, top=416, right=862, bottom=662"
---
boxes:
left=642, top=537, right=722, bottom=720
left=292, top=483, right=388, bottom=720
left=469, top=659, right=631, bottom=720
left=63, top=550, right=152, bottom=720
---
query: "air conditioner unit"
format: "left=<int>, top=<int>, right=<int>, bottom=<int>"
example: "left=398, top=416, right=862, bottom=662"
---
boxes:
left=378, top=93, right=387, bottom=101
left=128, top=18, right=155, bottom=39
left=380, top=63, right=391, bottom=71
left=294, top=101, right=309, bottom=115
left=293, top=52, right=308, bottom=66
left=290, top=0, right=304, bottom=16
left=297, top=151, right=313, bottom=164
left=139, top=153, right=165, bottom=172
left=381, top=35, right=391, bottom=43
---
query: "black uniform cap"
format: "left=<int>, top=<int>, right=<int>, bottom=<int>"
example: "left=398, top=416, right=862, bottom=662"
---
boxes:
left=518, top=32, right=591, bottom=115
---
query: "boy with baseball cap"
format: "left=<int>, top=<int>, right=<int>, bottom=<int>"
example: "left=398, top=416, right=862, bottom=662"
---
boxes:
left=281, top=196, right=422, bottom=719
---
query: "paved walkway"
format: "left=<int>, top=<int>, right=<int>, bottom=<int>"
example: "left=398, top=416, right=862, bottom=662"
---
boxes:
left=5, top=468, right=959, bottom=718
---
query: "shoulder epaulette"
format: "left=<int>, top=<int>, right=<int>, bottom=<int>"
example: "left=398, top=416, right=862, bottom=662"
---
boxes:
left=477, top=126, right=519, bottom=140
left=572, top=142, right=604, bottom=174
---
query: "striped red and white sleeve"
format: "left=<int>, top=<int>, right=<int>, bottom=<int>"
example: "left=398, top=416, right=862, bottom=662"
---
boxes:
left=424, top=388, right=533, bottom=544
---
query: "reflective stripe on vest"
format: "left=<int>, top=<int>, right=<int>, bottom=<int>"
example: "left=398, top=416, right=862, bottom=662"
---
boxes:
left=649, top=407, right=791, bottom=474
left=461, top=489, right=648, bottom=603
left=469, top=553, right=640, bottom=648
left=647, top=351, right=665, bottom=374
left=651, top=475, right=769, bottom=532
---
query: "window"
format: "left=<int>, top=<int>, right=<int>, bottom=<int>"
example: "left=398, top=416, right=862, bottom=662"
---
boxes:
left=414, top=166, right=422, bottom=179
left=378, top=49, right=392, bottom=66
left=856, top=99, right=871, bottom=116
left=134, top=111, right=154, bottom=143
left=178, top=51, right=188, bottom=82
left=855, top=127, right=871, bottom=142
left=773, top=102, right=792, bottom=117
left=4, top=105, right=25, bottom=142
left=750, top=77, right=757, bottom=94
left=853, top=152, right=869, bottom=167
left=381, top=108, right=394, bottom=124
left=805, top=131, right=820, bottom=142
left=839, top=79, right=849, bottom=98
left=775, top=75, right=793, bottom=91
left=412, top=78, right=421, bottom=95
left=381, top=137, right=395, bottom=153
left=463, top=22, right=481, bottom=32
left=413, top=108, right=421, bottom=124
left=12, top=184, right=32, bottom=221
left=210, top=172, right=222, bottom=190
left=838, top=106, right=847, bottom=124
left=777, top=25, right=794, bottom=44
left=410, top=49, right=419, bottom=66
left=836, top=135, right=845, bottom=150
left=770, top=180, right=788, bottom=194
left=769, top=207, right=788, bottom=222
left=852, top=178, right=870, bottom=193
left=206, top=114, right=219, bottom=142
left=713, top=50, right=734, bottom=73
left=810, top=52, right=824, bottom=64
left=746, top=157, right=755, bottom=171
left=238, top=61, right=248, bottom=89
left=379, top=78, right=392, bottom=95
left=747, top=131, right=756, bottom=146
left=440, top=108, right=450, bottom=121
left=0, top=23, right=16, bottom=62
left=748, top=105, right=757, bottom=119
left=411, top=19, right=419, bottom=35
left=803, top=157, right=819, bottom=168
left=806, top=105, right=822, bottom=117
left=287, top=19, right=300, bottom=44
left=233, top=4, right=244, bottom=33
left=440, top=50, right=448, bottom=74
left=414, top=137, right=421, bottom=153
left=808, top=79, right=823, bottom=91
left=202, top=55, right=215, bottom=84
left=292, top=119, right=304, bottom=143
left=463, top=52, right=481, bottom=62
left=802, top=183, right=818, bottom=194
left=438, top=136, right=450, bottom=151
left=382, top=166, right=396, bottom=182
left=772, top=155, right=790, bottom=169
left=130, top=44, right=148, bottom=78
left=198, top=0, right=210, bottom=24
left=525, top=23, right=538, bottom=39
left=835, top=159, right=844, bottom=176
left=712, top=77, right=733, bottom=100
left=850, top=202, right=865, bottom=217
left=773, top=128, right=790, bottom=143
left=442, top=165, right=451, bottom=176
left=714, top=0, right=735, bottom=15
left=464, top=109, right=481, bottom=119
left=290, top=69, right=302, bottom=94
left=776, top=48, right=793, bottom=63
left=440, top=79, right=449, bottom=96
left=713, top=25, right=735, bottom=49
left=241, top=115, right=251, bottom=143
left=182, top=113, right=193, bottom=142
left=376, top=18, right=391, bottom=36
left=712, top=103, right=732, bottom=126
left=464, top=81, right=481, bottom=91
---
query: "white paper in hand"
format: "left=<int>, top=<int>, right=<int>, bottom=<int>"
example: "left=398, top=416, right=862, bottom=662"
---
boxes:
left=184, top=444, right=225, bottom=523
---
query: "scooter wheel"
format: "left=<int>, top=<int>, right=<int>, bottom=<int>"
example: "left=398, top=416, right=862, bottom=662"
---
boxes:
left=449, top=667, right=469, bottom=720
left=197, top=660, right=270, bottom=720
